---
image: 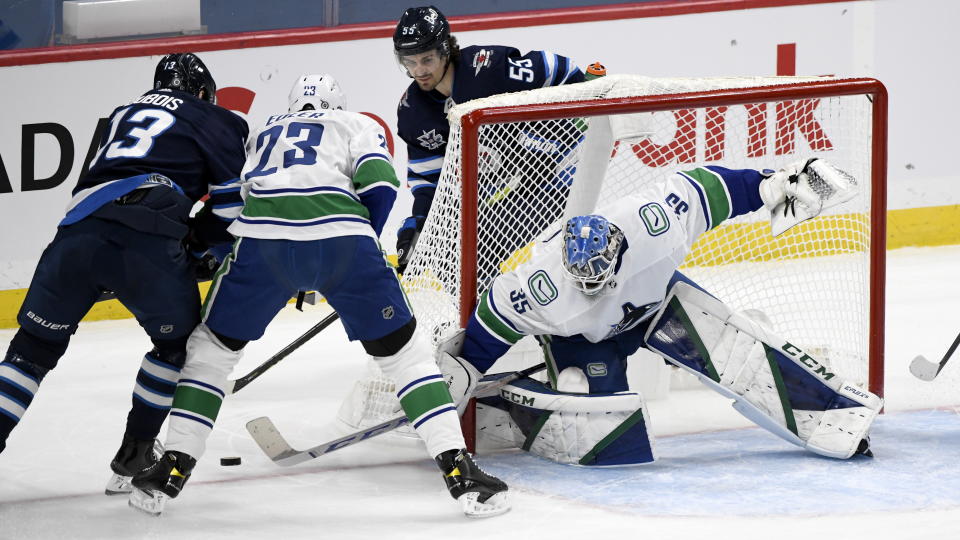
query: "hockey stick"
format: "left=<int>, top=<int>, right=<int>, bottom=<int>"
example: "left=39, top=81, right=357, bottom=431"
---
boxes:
left=909, top=329, right=960, bottom=381
left=246, top=361, right=548, bottom=466
left=227, top=311, right=340, bottom=394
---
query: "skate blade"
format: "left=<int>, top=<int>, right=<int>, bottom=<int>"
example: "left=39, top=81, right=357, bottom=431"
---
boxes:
left=107, top=439, right=164, bottom=496
left=459, top=491, right=510, bottom=518
left=104, top=473, right=133, bottom=496
left=128, top=488, right=168, bottom=516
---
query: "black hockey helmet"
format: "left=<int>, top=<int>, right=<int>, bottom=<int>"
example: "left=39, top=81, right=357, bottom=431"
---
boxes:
left=393, top=6, right=451, bottom=58
left=154, top=53, right=217, bottom=104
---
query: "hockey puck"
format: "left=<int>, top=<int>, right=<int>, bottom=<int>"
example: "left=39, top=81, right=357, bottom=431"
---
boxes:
left=220, top=456, right=242, bottom=466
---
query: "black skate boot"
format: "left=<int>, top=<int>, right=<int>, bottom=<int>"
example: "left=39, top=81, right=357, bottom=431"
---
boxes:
left=105, top=434, right=163, bottom=495
left=128, top=450, right=196, bottom=516
left=855, top=436, right=874, bottom=458
left=435, top=449, right=510, bottom=518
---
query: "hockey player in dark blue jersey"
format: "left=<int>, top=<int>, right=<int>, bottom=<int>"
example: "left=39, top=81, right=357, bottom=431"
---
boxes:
left=0, top=53, right=248, bottom=496
left=392, top=5, right=585, bottom=273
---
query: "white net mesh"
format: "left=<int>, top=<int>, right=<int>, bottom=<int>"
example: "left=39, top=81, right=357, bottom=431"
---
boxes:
left=350, top=75, right=883, bottom=428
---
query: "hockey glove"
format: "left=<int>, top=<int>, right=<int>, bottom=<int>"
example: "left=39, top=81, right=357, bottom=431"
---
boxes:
left=191, top=252, right=221, bottom=282
left=759, top=157, right=858, bottom=236
left=396, top=216, right=426, bottom=275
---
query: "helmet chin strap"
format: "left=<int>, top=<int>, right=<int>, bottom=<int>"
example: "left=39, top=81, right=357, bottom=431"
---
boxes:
left=439, top=56, right=452, bottom=82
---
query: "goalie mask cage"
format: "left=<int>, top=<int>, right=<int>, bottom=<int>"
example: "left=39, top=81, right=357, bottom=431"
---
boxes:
left=344, top=75, right=887, bottom=449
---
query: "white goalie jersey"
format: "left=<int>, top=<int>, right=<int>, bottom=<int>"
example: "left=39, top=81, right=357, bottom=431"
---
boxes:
left=468, top=165, right=766, bottom=351
left=227, top=110, right=397, bottom=241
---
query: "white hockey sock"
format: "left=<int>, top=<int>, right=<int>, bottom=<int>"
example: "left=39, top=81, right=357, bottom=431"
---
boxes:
left=375, top=328, right=465, bottom=458
left=165, top=324, right=243, bottom=459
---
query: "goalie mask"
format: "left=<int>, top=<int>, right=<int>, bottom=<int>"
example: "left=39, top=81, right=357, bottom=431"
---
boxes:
left=562, top=215, right=624, bottom=296
left=154, top=53, right=217, bottom=104
left=287, top=74, right=346, bottom=113
left=393, top=6, right=454, bottom=77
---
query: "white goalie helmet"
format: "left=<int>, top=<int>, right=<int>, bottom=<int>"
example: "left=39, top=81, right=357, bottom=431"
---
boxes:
left=561, top=215, right=625, bottom=296
left=287, top=74, right=346, bottom=113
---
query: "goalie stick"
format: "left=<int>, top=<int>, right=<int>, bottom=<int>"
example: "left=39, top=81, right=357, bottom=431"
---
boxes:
left=909, top=329, right=960, bottom=381
left=246, top=362, right=548, bottom=466
left=227, top=311, right=340, bottom=394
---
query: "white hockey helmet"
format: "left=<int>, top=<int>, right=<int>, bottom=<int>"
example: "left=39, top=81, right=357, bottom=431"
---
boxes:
left=287, top=74, right=346, bottom=113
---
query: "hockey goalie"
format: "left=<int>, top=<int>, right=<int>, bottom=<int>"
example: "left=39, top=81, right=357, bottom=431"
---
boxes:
left=439, top=157, right=881, bottom=466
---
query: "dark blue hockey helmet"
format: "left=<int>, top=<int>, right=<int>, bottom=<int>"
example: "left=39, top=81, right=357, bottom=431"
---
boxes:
left=393, top=6, right=451, bottom=58
left=562, top=215, right=624, bottom=295
left=154, top=53, right=217, bottom=104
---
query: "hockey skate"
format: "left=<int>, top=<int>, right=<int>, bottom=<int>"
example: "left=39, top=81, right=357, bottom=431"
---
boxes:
left=855, top=436, right=874, bottom=458
left=436, top=449, right=510, bottom=518
left=128, top=450, right=196, bottom=516
left=105, top=434, right=164, bottom=496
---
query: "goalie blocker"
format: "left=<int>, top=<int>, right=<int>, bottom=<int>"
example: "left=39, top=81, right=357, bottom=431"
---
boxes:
left=644, top=281, right=881, bottom=459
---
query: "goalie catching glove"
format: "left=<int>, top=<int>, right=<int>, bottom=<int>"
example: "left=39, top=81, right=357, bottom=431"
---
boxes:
left=759, top=157, right=858, bottom=236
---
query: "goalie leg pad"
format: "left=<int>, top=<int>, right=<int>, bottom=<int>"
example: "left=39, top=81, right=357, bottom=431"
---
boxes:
left=478, top=377, right=655, bottom=466
left=643, top=281, right=882, bottom=459
left=374, top=326, right=463, bottom=458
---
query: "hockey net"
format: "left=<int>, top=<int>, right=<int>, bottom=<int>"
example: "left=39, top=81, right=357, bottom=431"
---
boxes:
left=340, top=75, right=887, bottom=439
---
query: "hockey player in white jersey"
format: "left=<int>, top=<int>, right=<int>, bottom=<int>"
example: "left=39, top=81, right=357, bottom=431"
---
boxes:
left=128, top=74, right=509, bottom=518
left=441, top=158, right=882, bottom=466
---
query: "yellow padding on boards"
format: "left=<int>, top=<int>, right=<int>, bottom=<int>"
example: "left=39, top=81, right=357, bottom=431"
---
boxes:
left=686, top=213, right=870, bottom=266
left=887, top=205, right=960, bottom=249
left=0, top=282, right=214, bottom=329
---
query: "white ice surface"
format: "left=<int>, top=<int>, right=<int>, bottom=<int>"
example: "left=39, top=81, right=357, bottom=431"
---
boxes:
left=2, top=246, right=960, bottom=539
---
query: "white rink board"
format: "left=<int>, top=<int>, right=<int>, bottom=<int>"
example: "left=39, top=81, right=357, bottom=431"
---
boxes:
left=0, top=0, right=957, bottom=288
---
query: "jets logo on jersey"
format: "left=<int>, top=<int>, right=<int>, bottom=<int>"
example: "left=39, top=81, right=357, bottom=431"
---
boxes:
left=418, top=129, right=444, bottom=150
left=472, top=49, right=493, bottom=75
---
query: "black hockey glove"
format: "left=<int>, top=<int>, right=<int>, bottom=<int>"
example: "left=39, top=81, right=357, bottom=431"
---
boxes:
left=191, top=252, right=221, bottom=282
left=396, top=216, right=426, bottom=275
left=182, top=229, right=224, bottom=283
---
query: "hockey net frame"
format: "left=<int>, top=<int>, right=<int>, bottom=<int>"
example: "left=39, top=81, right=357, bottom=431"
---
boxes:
left=344, top=76, right=887, bottom=451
